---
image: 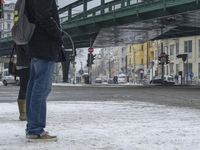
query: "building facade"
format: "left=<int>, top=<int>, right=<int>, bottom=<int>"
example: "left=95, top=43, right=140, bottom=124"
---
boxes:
left=128, top=35, right=200, bottom=83
left=0, top=3, right=14, bottom=38
left=163, top=36, right=200, bottom=82
left=127, top=41, right=155, bottom=81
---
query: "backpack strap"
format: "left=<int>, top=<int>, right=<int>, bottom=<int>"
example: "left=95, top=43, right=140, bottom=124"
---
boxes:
left=9, top=44, right=16, bottom=62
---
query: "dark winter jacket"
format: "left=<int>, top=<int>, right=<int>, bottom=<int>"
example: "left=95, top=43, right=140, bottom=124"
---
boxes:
left=16, top=44, right=30, bottom=68
left=25, top=0, right=62, bottom=61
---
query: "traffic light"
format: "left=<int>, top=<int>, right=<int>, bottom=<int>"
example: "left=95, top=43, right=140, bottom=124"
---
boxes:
left=0, top=0, right=4, bottom=19
left=87, top=53, right=96, bottom=67
left=0, top=3, right=2, bottom=19
left=91, top=54, right=96, bottom=64
left=177, top=54, right=188, bottom=62
left=87, top=53, right=91, bottom=67
left=158, top=56, right=162, bottom=64
left=166, top=54, right=169, bottom=64
left=158, top=56, right=161, bottom=61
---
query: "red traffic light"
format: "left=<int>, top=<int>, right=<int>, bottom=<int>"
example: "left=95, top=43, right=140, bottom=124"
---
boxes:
left=166, top=54, right=169, bottom=64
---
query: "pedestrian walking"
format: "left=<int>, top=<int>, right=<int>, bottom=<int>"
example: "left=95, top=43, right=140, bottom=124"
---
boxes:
left=175, top=74, right=179, bottom=84
left=25, top=0, right=63, bottom=141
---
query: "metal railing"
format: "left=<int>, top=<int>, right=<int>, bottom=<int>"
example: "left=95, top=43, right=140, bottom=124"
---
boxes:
left=60, top=0, right=159, bottom=23
left=59, top=0, right=197, bottom=23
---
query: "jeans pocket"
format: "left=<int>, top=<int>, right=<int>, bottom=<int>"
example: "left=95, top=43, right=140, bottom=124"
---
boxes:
left=32, top=58, right=40, bottom=62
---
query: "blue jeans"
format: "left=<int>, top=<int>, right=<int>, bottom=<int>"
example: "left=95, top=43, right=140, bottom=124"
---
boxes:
left=26, top=58, right=55, bottom=135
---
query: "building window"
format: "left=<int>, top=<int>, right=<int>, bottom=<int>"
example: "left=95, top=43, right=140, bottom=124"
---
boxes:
left=184, top=63, right=193, bottom=79
left=184, top=40, right=192, bottom=53
left=129, top=58, right=131, bottom=65
left=188, top=63, right=193, bottom=74
left=141, top=58, right=143, bottom=65
left=176, top=64, right=179, bottom=74
left=199, top=40, right=200, bottom=57
left=170, top=63, right=174, bottom=75
left=7, top=14, right=11, bottom=20
left=199, top=63, right=200, bottom=79
left=7, top=23, right=11, bottom=30
left=176, top=42, right=179, bottom=55
left=164, top=46, right=168, bottom=54
left=170, top=44, right=174, bottom=56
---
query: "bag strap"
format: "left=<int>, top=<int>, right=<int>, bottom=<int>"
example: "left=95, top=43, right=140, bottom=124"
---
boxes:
left=9, top=44, right=16, bottom=62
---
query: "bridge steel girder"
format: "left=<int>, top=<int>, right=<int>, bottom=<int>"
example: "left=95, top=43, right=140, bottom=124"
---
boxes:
left=62, top=0, right=200, bottom=29
left=60, top=0, right=200, bottom=48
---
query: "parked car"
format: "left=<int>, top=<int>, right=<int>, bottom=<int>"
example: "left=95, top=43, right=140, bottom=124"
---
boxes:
left=150, top=75, right=175, bottom=85
left=118, top=74, right=127, bottom=84
left=1, top=69, right=20, bottom=86
left=95, top=77, right=102, bottom=83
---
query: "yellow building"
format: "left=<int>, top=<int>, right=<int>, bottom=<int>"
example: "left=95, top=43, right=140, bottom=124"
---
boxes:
left=127, top=41, right=155, bottom=80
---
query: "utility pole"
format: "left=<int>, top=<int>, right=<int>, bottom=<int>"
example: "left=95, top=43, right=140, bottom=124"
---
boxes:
left=125, top=55, right=128, bottom=81
left=161, top=28, right=165, bottom=84
left=80, top=61, right=83, bottom=71
left=87, top=47, right=95, bottom=84
left=146, top=42, right=149, bottom=69
left=109, top=59, right=111, bottom=78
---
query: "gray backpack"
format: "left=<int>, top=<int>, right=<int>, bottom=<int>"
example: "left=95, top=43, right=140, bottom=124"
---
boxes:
left=12, top=0, right=35, bottom=45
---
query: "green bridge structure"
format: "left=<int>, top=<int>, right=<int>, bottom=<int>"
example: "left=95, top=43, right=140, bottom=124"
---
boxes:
left=0, top=0, right=200, bottom=56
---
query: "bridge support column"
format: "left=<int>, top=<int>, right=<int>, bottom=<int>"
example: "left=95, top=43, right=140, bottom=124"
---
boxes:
left=62, top=60, right=70, bottom=83
left=101, top=0, right=105, bottom=14
left=68, top=6, right=72, bottom=20
left=127, top=0, right=130, bottom=6
left=163, top=0, right=166, bottom=11
left=83, top=0, right=87, bottom=18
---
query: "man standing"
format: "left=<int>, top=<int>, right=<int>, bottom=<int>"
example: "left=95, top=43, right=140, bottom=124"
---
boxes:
left=25, top=0, right=63, bottom=141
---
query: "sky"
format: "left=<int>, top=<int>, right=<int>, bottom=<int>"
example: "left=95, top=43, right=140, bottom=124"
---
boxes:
left=58, top=0, right=77, bottom=7
left=5, top=0, right=113, bottom=8
left=6, top=0, right=83, bottom=7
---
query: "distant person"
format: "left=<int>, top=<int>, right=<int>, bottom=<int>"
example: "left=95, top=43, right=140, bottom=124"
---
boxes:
left=25, top=0, right=63, bottom=141
left=175, top=74, right=179, bottom=84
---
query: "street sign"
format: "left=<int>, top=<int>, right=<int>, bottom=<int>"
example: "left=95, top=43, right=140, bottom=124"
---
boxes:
left=88, top=47, right=94, bottom=53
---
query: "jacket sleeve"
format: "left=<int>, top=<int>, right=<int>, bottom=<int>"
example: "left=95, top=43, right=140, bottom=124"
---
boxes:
left=33, top=0, right=62, bottom=44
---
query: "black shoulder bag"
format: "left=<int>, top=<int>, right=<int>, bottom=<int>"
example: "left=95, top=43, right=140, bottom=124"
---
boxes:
left=8, top=45, right=18, bottom=76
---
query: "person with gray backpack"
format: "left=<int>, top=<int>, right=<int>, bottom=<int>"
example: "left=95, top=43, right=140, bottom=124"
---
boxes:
left=11, top=0, right=33, bottom=121
left=24, top=0, right=63, bottom=142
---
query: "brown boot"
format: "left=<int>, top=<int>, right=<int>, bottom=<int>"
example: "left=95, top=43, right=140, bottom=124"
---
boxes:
left=17, top=99, right=26, bottom=121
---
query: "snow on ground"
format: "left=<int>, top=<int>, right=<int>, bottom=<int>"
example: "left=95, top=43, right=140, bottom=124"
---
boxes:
left=0, top=101, right=200, bottom=150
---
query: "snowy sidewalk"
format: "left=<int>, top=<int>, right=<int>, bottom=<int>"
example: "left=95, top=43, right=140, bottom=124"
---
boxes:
left=0, top=101, right=200, bottom=150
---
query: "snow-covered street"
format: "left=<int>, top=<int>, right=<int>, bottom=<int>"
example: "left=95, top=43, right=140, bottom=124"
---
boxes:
left=0, top=101, right=200, bottom=150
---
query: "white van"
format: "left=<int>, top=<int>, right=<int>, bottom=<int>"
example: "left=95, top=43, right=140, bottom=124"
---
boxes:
left=118, top=74, right=127, bottom=83
left=1, top=69, right=20, bottom=86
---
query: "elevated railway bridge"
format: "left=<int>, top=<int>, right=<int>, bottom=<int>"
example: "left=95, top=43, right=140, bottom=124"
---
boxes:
left=0, top=0, right=200, bottom=56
